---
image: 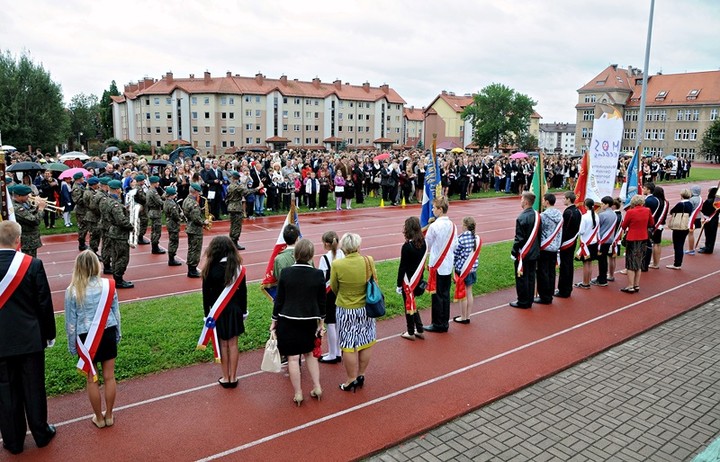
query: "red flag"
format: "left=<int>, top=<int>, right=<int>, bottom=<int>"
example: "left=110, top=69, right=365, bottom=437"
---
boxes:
left=574, top=149, right=590, bottom=213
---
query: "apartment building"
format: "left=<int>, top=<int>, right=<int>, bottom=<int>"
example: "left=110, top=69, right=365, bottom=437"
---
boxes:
left=539, top=123, right=576, bottom=155
left=403, top=106, right=424, bottom=148
left=111, top=72, right=406, bottom=153
left=575, top=64, right=720, bottom=160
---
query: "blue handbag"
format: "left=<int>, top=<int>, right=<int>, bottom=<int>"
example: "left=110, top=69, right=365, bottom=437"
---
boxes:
left=364, top=256, right=385, bottom=318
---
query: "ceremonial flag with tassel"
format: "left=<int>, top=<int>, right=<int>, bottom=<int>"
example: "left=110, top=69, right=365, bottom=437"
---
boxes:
left=531, top=151, right=547, bottom=212
left=260, top=200, right=301, bottom=301
left=620, top=147, right=642, bottom=207
left=420, top=134, right=442, bottom=228
left=574, top=149, right=590, bottom=213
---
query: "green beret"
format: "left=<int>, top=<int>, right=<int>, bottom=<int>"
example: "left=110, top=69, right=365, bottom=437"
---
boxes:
left=7, top=184, right=15, bottom=194
left=5, top=177, right=12, bottom=184
left=165, top=186, right=177, bottom=195
left=135, top=174, right=146, bottom=181
left=108, top=180, right=122, bottom=190
left=190, top=183, right=202, bottom=192
left=149, top=175, right=160, bottom=184
left=87, top=177, right=100, bottom=185
left=73, top=172, right=84, bottom=180
left=231, top=171, right=240, bottom=178
left=12, top=184, right=32, bottom=196
left=99, top=176, right=111, bottom=185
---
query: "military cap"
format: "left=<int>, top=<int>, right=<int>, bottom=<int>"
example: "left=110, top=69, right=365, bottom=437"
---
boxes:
left=99, top=176, right=111, bottom=185
left=73, top=172, right=84, bottom=180
left=12, top=185, right=32, bottom=196
left=165, top=186, right=177, bottom=195
left=149, top=175, right=160, bottom=184
left=87, top=177, right=100, bottom=185
left=190, top=183, right=202, bottom=192
left=135, top=174, right=146, bottom=181
left=108, top=180, right=123, bottom=190
left=231, top=171, right=240, bottom=178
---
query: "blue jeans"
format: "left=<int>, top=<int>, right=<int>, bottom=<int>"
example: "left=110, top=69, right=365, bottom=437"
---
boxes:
left=254, top=194, right=265, bottom=214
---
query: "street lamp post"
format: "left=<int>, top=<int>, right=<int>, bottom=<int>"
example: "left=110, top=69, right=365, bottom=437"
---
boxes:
left=78, top=132, right=83, bottom=152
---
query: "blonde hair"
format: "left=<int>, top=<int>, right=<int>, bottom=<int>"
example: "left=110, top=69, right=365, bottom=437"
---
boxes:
left=340, top=232, right=362, bottom=254
left=629, top=194, right=645, bottom=207
left=0, top=221, right=21, bottom=247
left=68, top=250, right=101, bottom=305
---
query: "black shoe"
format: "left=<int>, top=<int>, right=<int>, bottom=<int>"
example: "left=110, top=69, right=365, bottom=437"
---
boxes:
left=235, top=244, right=246, bottom=251
left=339, top=379, right=359, bottom=393
left=553, top=289, right=571, bottom=298
left=590, top=278, right=608, bottom=287
left=168, top=256, right=182, bottom=266
left=151, top=246, right=167, bottom=254
left=423, top=324, right=448, bottom=333
left=103, top=267, right=113, bottom=275
left=698, top=248, right=712, bottom=254
left=138, top=238, right=151, bottom=245
left=35, top=424, right=56, bottom=448
left=187, top=267, right=201, bottom=278
left=533, top=297, right=552, bottom=305
left=510, top=301, right=531, bottom=309
left=115, top=279, right=134, bottom=289
left=3, top=443, right=23, bottom=455
left=318, top=356, right=341, bottom=364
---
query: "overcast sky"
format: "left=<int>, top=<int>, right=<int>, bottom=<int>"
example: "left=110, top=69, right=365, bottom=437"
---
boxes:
left=2, top=0, right=719, bottom=124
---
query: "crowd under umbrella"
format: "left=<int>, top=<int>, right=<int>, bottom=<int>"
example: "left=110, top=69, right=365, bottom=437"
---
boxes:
left=6, top=161, right=44, bottom=172
left=0, top=145, right=17, bottom=152
left=59, top=151, right=90, bottom=161
left=104, top=146, right=120, bottom=153
left=664, top=155, right=678, bottom=161
left=83, top=160, right=108, bottom=170
left=510, top=152, right=528, bottom=160
left=58, top=167, right=91, bottom=180
left=373, top=152, right=391, bottom=162
left=44, top=162, right=70, bottom=172
left=148, top=159, right=173, bottom=167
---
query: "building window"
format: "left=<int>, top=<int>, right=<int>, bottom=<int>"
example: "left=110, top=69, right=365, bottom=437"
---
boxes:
left=155, top=112, right=160, bottom=120
left=146, top=113, right=151, bottom=120
left=221, top=112, right=227, bottom=119
left=221, top=126, right=227, bottom=134
left=712, top=109, right=719, bottom=120
left=256, top=125, right=260, bottom=131
left=293, top=125, right=300, bottom=131
left=191, top=112, right=197, bottom=120
left=245, top=110, right=252, bottom=117
left=203, top=112, right=209, bottom=119
left=245, top=124, right=252, bottom=131
left=584, top=94, right=596, bottom=103
left=245, top=138, right=252, bottom=144
left=146, top=127, right=151, bottom=134
left=255, top=110, right=261, bottom=117
left=204, top=127, right=210, bottom=134
left=222, top=141, right=227, bottom=147
left=255, top=137, right=260, bottom=144
left=191, top=97, right=197, bottom=105
left=167, top=127, right=172, bottom=134
left=154, top=97, right=160, bottom=105
left=690, top=129, right=698, bottom=141
left=229, top=97, right=234, bottom=105
left=283, top=97, right=288, bottom=104
left=192, top=126, right=198, bottom=133
left=283, top=110, right=288, bottom=117
left=204, top=97, right=210, bottom=105
left=256, top=96, right=261, bottom=103
left=293, top=111, right=300, bottom=118
left=692, top=110, right=700, bottom=121
left=167, top=112, right=172, bottom=119
left=675, top=129, right=682, bottom=141
left=156, top=141, right=162, bottom=147
left=145, top=98, right=150, bottom=106
left=659, top=129, right=665, bottom=140
left=221, top=97, right=227, bottom=105
left=205, top=141, right=211, bottom=148
left=582, top=110, right=594, bottom=121
left=282, top=124, right=288, bottom=131
left=229, top=127, right=235, bottom=135
left=294, top=98, right=300, bottom=105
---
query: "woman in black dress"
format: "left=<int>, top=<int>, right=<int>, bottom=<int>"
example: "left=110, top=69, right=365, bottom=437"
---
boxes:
left=201, top=236, right=247, bottom=388
left=271, top=238, right=326, bottom=406
left=397, top=217, right=427, bottom=340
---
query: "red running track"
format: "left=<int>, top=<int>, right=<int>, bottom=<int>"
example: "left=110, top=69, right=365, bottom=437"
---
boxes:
left=41, top=179, right=717, bottom=313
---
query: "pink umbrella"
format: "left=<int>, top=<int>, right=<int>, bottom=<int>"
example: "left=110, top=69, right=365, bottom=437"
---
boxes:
left=510, top=152, right=528, bottom=159
left=373, top=152, right=391, bottom=162
left=58, top=167, right=91, bottom=180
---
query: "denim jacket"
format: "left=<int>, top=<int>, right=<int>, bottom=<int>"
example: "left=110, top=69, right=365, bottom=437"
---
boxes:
left=64, top=277, right=121, bottom=356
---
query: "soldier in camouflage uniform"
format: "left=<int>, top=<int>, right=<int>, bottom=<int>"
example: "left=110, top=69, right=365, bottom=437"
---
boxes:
left=97, top=177, right=114, bottom=274
left=11, top=185, right=45, bottom=257
left=106, top=180, right=134, bottom=288
left=133, top=174, right=151, bottom=245
left=71, top=172, right=88, bottom=250
left=163, top=186, right=182, bottom=266
left=146, top=176, right=166, bottom=254
left=182, top=183, right=208, bottom=278
left=83, top=177, right=101, bottom=254
left=226, top=171, right=259, bottom=250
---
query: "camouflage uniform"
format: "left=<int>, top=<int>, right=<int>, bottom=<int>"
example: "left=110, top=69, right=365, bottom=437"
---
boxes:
left=163, top=196, right=182, bottom=264
left=83, top=187, right=101, bottom=253
left=71, top=181, right=88, bottom=249
left=135, top=187, right=150, bottom=244
left=12, top=199, right=43, bottom=257
left=106, top=193, right=134, bottom=281
left=98, top=189, right=113, bottom=271
left=182, top=195, right=204, bottom=273
left=226, top=180, right=253, bottom=246
left=146, top=186, right=165, bottom=252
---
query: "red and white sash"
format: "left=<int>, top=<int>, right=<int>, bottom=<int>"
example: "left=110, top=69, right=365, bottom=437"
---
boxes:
left=402, top=252, right=428, bottom=315
left=559, top=232, right=579, bottom=251
left=612, top=226, right=624, bottom=256
left=0, top=252, right=32, bottom=308
left=197, top=266, right=246, bottom=362
left=427, top=223, right=456, bottom=294
left=516, top=211, right=540, bottom=277
left=453, top=236, right=482, bottom=301
left=689, top=203, right=703, bottom=230
left=76, top=278, right=116, bottom=381
left=654, top=200, right=669, bottom=230
left=576, top=219, right=599, bottom=260
left=540, top=218, right=563, bottom=251
left=598, top=215, right=618, bottom=245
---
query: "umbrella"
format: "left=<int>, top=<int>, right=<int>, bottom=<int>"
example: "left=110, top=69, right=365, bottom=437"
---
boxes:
left=451, top=147, right=465, bottom=154
left=59, top=151, right=90, bottom=161
left=59, top=167, right=90, bottom=180
left=169, top=146, right=198, bottom=163
left=663, top=155, right=677, bottom=160
left=570, top=154, right=583, bottom=159
left=623, top=151, right=635, bottom=158
left=1, top=145, right=17, bottom=151
left=84, top=161, right=108, bottom=170
left=104, top=146, right=120, bottom=153
left=373, top=152, right=391, bottom=162
left=7, top=162, right=43, bottom=172
left=148, top=159, right=173, bottom=167
left=510, top=152, right=528, bottom=159
left=120, top=152, right=137, bottom=158
left=45, top=162, right=69, bottom=172
left=436, top=148, right=447, bottom=154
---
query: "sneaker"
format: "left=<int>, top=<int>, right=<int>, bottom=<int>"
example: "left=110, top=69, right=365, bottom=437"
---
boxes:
left=684, top=250, right=695, bottom=255
left=573, top=282, right=591, bottom=289
left=666, top=264, right=681, bottom=270
left=648, top=264, right=660, bottom=269
left=590, top=278, right=608, bottom=287
left=607, top=277, right=615, bottom=282
left=400, top=332, right=415, bottom=341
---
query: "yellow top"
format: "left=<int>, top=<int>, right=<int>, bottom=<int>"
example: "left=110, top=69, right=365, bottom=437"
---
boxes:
left=330, top=253, right=373, bottom=309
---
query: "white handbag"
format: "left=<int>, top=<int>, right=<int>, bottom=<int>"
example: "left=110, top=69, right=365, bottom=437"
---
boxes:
left=260, top=332, right=281, bottom=373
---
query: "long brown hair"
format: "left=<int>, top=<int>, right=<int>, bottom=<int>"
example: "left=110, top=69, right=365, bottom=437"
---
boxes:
left=201, top=236, right=243, bottom=286
left=403, top=216, right=424, bottom=249
left=321, top=230, right=339, bottom=259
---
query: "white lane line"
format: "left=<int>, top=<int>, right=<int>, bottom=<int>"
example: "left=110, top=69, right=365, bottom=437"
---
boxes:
left=195, top=269, right=720, bottom=461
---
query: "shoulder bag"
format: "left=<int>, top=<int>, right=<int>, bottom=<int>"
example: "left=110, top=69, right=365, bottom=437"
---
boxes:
left=363, top=256, right=385, bottom=318
left=666, top=212, right=689, bottom=231
left=260, top=332, right=281, bottom=373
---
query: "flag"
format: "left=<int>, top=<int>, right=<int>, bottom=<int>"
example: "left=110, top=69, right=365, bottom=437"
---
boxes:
left=531, top=152, right=546, bottom=212
left=574, top=149, right=590, bottom=213
left=420, top=135, right=442, bottom=228
left=260, top=200, right=301, bottom=301
left=620, top=147, right=641, bottom=206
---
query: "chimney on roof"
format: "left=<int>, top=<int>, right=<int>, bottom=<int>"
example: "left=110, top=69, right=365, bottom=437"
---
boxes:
left=380, top=84, right=389, bottom=94
left=226, top=71, right=232, bottom=78
left=312, top=77, right=321, bottom=89
left=280, top=75, right=287, bottom=85
left=449, top=91, right=455, bottom=96
left=204, top=71, right=211, bottom=83
left=143, top=77, right=154, bottom=88
left=441, top=90, right=447, bottom=96
left=410, top=105, right=414, bottom=111
left=189, top=74, right=195, bottom=79
left=611, top=64, right=618, bottom=70
left=255, top=73, right=264, bottom=85
left=333, top=79, right=341, bottom=90
left=362, top=82, right=370, bottom=93
left=165, top=72, right=173, bottom=83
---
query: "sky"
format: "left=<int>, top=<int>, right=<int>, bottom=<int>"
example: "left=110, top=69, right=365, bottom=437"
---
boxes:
left=2, top=0, right=719, bottom=124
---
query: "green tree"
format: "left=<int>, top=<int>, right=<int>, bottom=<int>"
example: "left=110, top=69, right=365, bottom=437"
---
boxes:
left=0, top=50, right=70, bottom=151
left=338, top=140, right=347, bottom=152
left=461, top=83, right=536, bottom=151
left=516, top=133, right=538, bottom=152
left=68, top=93, right=101, bottom=150
left=416, top=139, right=424, bottom=150
left=99, top=81, right=120, bottom=140
left=701, top=119, right=720, bottom=162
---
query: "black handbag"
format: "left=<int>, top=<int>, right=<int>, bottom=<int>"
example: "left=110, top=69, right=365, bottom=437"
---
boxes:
left=413, top=280, right=427, bottom=296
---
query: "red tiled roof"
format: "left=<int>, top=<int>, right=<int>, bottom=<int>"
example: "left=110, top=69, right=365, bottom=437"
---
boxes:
left=626, top=70, right=720, bottom=107
left=404, top=107, right=424, bottom=121
left=424, top=93, right=474, bottom=115
left=373, top=138, right=394, bottom=143
left=168, top=139, right=191, bottom=146
left=323, top=136, right=343, bottom=143
left=578, top=64, right=637, bottom=93
left=265, top=136, right=290, bottom=143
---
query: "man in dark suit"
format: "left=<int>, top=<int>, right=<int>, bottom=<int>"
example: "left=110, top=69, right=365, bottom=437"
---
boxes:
left=510, top=192, right=540, bottom=308
left=200, top=160, right=223, bottom=220
left=0, top=221, right=56, bottom=455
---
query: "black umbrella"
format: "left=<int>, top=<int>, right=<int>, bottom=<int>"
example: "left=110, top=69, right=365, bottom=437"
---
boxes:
left=148, top=159, right=173, bottom=167
left=104, top=146, right=120, bottom=153
left=7, top=161, right=43, bottom=172
left=84, top=161, right=108, bottom=170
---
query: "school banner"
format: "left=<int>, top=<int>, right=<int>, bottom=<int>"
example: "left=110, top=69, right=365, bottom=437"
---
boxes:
left=586, top=104, right=623, bottom=202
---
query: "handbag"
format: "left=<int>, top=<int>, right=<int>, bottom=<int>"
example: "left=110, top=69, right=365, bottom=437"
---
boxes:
left=413, top=279, right=427, bottom=297
left=666, top=212, right=690, bottom=231
left=260, top=332, right=281, bottom=373
left=363, top=256, right=386, bottom=318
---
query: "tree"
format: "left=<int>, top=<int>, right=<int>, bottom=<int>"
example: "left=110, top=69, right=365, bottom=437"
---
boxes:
left=701, top=119, right=720, bottom=163
left=68, top=93, right=101, bottom=150
left=461, top=83, right=536, bottom=151
left=0, top=50, right=70, bottom=151
left=416, top=139, right=424, bottom=150
left=516, top=133, right=539, bottom=152
left=99, top=81, right=120, bottom=140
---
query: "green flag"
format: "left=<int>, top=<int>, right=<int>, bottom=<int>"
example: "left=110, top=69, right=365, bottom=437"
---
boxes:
left=531, top=152, right=546, bottom=211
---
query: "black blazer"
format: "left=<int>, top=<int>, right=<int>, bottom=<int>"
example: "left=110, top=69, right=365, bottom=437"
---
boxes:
left=0, top=250, right=55, bottom=357
left=272, top=265, right=326, bottom=321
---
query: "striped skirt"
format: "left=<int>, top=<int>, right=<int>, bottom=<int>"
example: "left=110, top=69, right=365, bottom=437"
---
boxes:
left=336, top=305, right=376, bottom=352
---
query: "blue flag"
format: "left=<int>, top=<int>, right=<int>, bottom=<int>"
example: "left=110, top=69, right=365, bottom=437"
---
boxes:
left=420, top=140, right=441, bottom=228
left=622, top=147, right=641, bottom=206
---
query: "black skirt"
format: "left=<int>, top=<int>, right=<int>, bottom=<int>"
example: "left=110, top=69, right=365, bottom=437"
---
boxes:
left=325, top=290, right=337, bottom=324
left=79, top=326, right=118, bottom=364
left=276, top=318, right=317, bottom=356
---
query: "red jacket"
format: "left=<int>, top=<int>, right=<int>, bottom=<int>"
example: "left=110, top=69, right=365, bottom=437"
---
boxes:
left=621, top=206, right=655, bottom=241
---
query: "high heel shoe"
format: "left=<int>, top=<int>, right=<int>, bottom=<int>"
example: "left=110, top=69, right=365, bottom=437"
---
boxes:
left=356, top=375, right=365, bottom=388
left=339, top=380, right=359, bottom=392
left=293, top=393, right=303, bottom=407
left=310, top=388, right=323, bottom=401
